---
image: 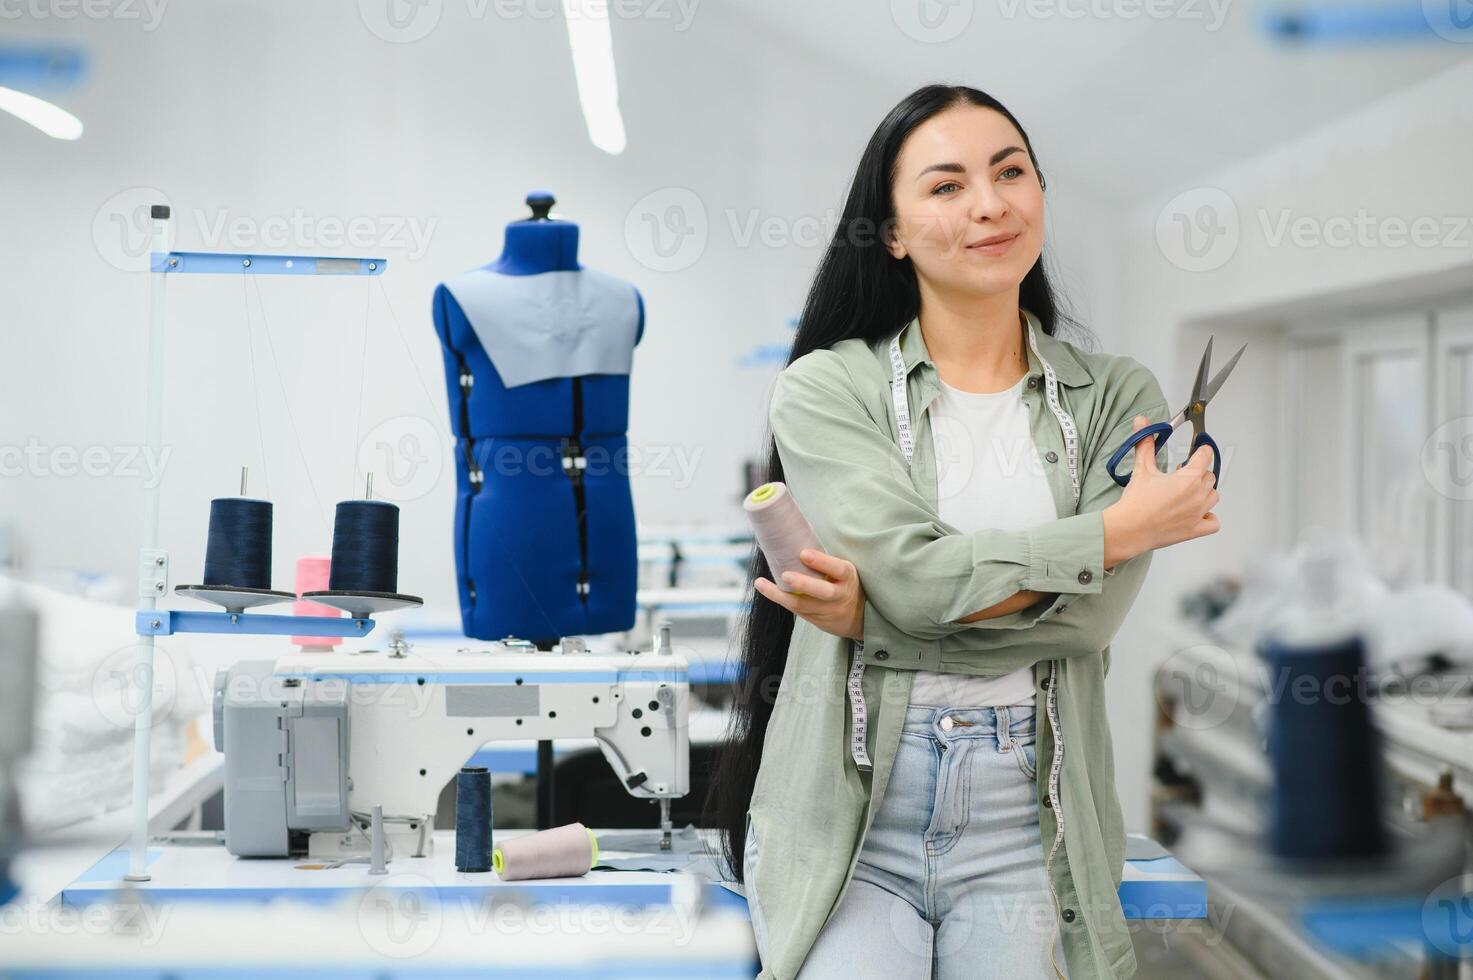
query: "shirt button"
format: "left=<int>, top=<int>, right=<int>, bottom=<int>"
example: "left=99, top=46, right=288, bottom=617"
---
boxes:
left=940, top=716, right=954, bottom=732
left=1041, top=676, right=1051, bottom=691
left=1045, top=450, right=1058, bottom=463
left=1077, top=569, right=1093, bottom=585
left=1026, top=377, right=1038, bottom=389
left=874, top=649, right=889, bottom=661
left=1062, top=908, right=1076, bottom=923
left=1042, top=794, right=1053, bottom=808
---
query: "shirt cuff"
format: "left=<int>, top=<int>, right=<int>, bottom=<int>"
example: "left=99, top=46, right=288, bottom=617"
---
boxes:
left=859, top=599, right=942, bottom=670
left=1022, top=511, right=1107, bottom=595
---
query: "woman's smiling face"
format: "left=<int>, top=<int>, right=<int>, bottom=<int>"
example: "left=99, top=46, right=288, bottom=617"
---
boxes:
left=886, top=103, right=1045, bottom=301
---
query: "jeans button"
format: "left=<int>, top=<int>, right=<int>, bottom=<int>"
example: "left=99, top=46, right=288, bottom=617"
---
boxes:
left=939, top=716, right=953, bottom=732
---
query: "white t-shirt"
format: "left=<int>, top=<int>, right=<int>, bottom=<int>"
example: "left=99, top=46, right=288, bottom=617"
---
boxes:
left=907, top=373, right=1058, bottom=708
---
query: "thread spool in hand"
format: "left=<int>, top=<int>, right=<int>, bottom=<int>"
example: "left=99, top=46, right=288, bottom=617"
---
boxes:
left=327, top=499, right=400, bottom=594
left=744, top=482, right=823, bottom=592
left=455, top=767, right=493, bottom=873
left=492, top=822, right=598, bottom=881
left=203, top=497, right=274, bottom=590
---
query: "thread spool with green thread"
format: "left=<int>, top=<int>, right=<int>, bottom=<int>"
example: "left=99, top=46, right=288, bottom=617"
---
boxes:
left=744, top=481, right=823, bottom=593
left=491, top=823, right=599, bottom=880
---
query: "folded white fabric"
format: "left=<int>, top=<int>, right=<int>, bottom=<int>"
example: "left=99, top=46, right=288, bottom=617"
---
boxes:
left=7, top=576, right=204, bottom=832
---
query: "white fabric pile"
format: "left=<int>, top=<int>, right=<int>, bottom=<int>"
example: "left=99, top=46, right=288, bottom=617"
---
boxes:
left=7, top=577, right=209, bottom=832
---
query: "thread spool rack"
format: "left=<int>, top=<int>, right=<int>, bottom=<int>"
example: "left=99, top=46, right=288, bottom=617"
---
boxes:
left=124, top=204, right=412, bottom=882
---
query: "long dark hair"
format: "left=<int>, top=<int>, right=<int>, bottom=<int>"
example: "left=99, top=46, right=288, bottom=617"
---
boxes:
left=705, top=84, right=1084, bottom=880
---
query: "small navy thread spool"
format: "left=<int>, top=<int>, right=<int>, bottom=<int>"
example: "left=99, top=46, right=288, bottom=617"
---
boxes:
left=327, top=481, right=400, bottom=594
left=1259, top=627, right=1386, bottom=862
left=455, top=766, right=493, bottom=873
left=202, top=470, right=274, bottom=590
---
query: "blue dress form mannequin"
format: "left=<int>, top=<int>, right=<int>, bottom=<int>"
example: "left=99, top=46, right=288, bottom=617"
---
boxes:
left=432, top=192, right=644, bottom=646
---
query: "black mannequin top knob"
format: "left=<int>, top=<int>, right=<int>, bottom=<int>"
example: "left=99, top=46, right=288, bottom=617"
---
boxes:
left=526, top=191, right=555, bottom=221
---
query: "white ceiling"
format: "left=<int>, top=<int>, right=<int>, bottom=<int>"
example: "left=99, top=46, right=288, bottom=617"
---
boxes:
left=723, top=1, right=1467, bottom=207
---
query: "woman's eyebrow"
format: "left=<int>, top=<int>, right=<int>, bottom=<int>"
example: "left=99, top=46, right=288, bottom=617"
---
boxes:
left=913, top=146, right=1027, bottom=182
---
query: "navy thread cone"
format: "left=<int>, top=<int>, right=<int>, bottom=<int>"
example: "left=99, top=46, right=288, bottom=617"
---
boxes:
left=203, top=497, right=273, bottom=590
left=327, top=499, right=399, bottom=593
left=1259, top=630, right=1385, bottom=861
left=455, top=766, right=492, bottom=873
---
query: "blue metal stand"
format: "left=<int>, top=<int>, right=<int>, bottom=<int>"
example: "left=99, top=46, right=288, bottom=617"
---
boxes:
left=124, top=216, right=393, bottom=884
left=136, top=610, right=376, bottom=638
left=150, top=251, right=386, bottom=277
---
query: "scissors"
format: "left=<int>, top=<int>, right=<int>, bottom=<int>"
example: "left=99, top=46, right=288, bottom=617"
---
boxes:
left=1106, top=336, right=1246, bottom=489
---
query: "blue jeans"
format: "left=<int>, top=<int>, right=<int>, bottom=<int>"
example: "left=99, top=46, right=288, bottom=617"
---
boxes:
left=798, top=704, right=1066, bottom=979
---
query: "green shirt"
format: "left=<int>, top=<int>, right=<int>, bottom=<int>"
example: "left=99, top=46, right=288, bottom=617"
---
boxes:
left=744, top=308, right=1169, bottom=979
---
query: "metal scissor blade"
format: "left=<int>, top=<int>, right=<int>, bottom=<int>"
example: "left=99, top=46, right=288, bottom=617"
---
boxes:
left=1199, top=341, right=1247, bottom=405
left=1189, top=337, right=1214, bottom=403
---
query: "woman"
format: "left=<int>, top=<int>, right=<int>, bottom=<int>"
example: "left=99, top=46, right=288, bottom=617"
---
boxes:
left=706, top=85, right=1220, bottom=980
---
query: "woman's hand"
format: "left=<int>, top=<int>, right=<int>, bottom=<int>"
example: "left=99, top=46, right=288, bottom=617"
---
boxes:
left=1103, top=414, right=1221, bottom=566
left=754, top=548, right=866, bottom=642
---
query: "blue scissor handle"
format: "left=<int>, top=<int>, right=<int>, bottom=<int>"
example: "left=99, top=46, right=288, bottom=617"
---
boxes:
left=1106, top=423, right=1223, bottom=488
left=1106, top=422, right=1173, bottom=487
left=1107, top=421, right=1172, bottom=486
left=1191, top=431, right=1222, bottom=489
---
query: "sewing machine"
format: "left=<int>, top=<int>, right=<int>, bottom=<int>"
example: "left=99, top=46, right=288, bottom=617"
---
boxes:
left=213, top=629, right=689, bottom=861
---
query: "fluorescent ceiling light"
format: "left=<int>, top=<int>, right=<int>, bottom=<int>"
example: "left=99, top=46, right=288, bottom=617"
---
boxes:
left=0, top=86, right=82, bottom=140
left=562, top=0, right=626, bottom=155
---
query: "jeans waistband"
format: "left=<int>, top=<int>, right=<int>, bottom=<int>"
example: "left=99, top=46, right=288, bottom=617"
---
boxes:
left=902, top=703, right=1036, bottom=741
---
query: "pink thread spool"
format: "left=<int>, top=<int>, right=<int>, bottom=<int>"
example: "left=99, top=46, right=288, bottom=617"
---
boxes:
left=292, top=555, right=339, bottom=649
left=492, top=822, right=599, bottom=880
left=743, top=482, right=822, bottom=592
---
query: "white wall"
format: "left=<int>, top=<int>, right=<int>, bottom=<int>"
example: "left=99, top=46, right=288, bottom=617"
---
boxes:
left=1104, top=58, right=1473, bottom=833
left=1, top=3, right=891, bottom=607
left=1, top=3, right=1131, bottom=622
